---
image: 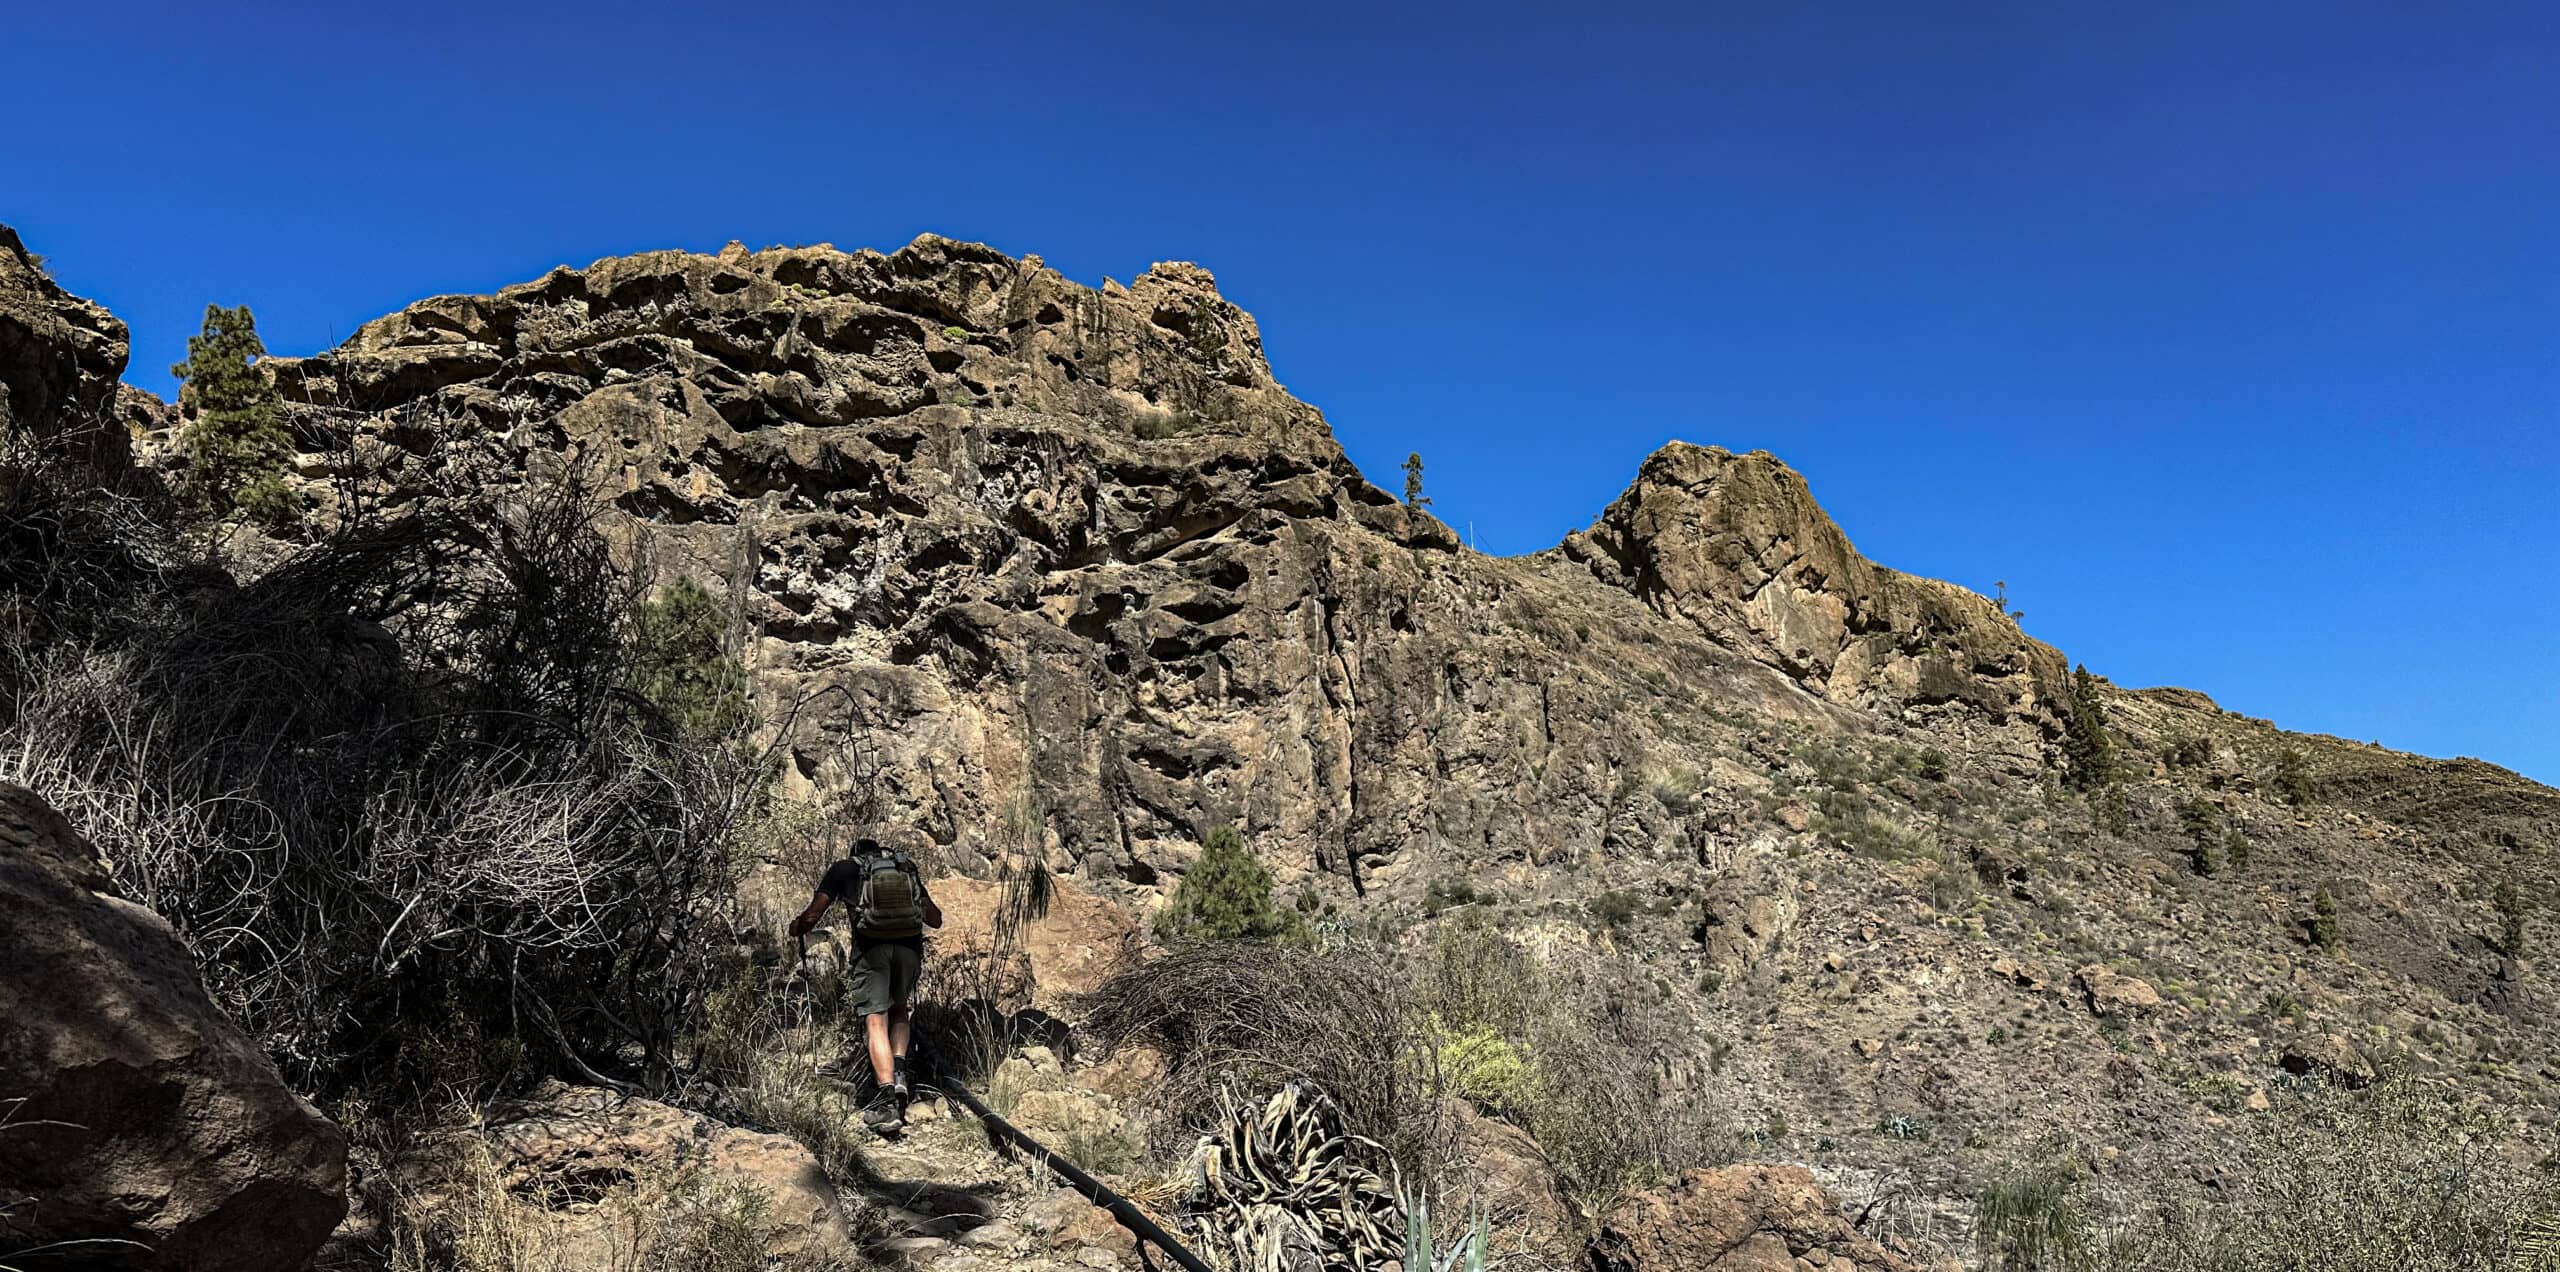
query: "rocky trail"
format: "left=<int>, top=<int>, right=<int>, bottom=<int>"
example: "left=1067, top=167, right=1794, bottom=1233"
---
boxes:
left=847, top=1092, right=1151, bottom=1272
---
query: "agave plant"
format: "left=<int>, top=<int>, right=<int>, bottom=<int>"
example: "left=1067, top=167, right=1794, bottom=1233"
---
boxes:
left=1399, top=1185, right=1490, bottom=1272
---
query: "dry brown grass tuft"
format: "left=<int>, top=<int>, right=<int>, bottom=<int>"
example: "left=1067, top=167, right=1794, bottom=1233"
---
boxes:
left=383, top=1133, right=861, bottom=1272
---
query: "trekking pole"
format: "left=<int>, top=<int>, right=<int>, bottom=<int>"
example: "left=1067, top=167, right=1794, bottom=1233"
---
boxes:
left=937, top=1072, right=1216, bottom=1272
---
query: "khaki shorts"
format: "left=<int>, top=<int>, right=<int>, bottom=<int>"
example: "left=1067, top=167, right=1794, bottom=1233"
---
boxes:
left=853, top=936, right=923, bottom=1017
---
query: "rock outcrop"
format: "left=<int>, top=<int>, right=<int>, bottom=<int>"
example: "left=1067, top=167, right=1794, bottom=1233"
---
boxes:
left=0, top=784, right=348, bottom=1271
left=1583, top=1164, right=1921, bottom=1272
left=1561, top=441, right=2066, bottom=728
left=930, top=872, right=1143, bottom=1013
left=0, top=225, right=133, bottom=475
left=241, top=235, right=2036, bottom=902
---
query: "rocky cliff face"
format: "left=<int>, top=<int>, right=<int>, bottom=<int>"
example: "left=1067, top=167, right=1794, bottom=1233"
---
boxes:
left=245, top=235, right=2058, bottom=899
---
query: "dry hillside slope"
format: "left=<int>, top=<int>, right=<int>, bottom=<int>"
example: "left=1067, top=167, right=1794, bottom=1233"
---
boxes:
left=37, top=225, right=2560, bottom=1257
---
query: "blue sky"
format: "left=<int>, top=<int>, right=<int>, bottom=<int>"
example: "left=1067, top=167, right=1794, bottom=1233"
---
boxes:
left=7, top=2, right=2554, bottom=783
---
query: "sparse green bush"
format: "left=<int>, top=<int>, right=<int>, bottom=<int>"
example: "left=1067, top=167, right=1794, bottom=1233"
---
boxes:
left=2162, top=733, right=2214, bottom=770
left=1154, top=825, right=1309, bottom=945
left=1975, top=1155, right=2103, bottom=1271
left=170, top=303, right=298, bottom=526
left=1059, top=1122, right=1146, bottom=1178
left=1649, top=766, right=1700, bottom=813
left=2274, top=745, right=2315, bottom=806
left=1930, top=860, right=1979, bottom=911
left=2178, top=798, right=2225, bottom=876
left=1833, top=810, right=1938, bottom=863
left=1423, top=876, right=1480, bottom=917
left=1587, top=889, right=1638, bottom=931
left=1434, top=1024, right=1529, bottom=1111
left=1917, top=747, right=1951, bottom=782
left=1410, top=919, right=1726, bottom=1216
left=2094, top=784, right=2131, bottom=837
left=627, top=577, right=755, bottom=747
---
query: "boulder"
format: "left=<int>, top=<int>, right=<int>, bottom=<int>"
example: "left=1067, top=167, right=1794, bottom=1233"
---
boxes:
left=1694, top=873, right=1797, bottom=976
left=2074, top=965, right=2165, bottom=1017
left=932, top=873, right=1143, bottom=1014
left=2278, top=1034, right=2376, bottom=1088
left=0, top=783, right=348, bottom=1271
left=1583, top=1164, right=1919, bottom=1272
left=1007, top=1084, right=1129, bottom=1149
left=1021, top=1187, right=1138, bottom=1253
left=1442, top=1100, right=1576, bottom=1254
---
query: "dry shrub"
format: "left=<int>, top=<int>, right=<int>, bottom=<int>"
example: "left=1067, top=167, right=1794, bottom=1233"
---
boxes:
left=0, top=463, right=774, bottom=1099
left=1413, top=918, right=1728, bottom=1217
left=1081, top=942, right=1449, bottom=1181
left=1086, top=925, right=1725, bottom=1220
left=385, top=1135, right=857, bottom=1272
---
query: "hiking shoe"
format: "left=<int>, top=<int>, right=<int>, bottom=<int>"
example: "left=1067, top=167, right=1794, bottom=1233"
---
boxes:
left=863, top=1093, right=904, bottom=1133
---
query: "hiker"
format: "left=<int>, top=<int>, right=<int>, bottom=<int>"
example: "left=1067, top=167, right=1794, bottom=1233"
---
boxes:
left=789, top=834, right=943, bottom=1130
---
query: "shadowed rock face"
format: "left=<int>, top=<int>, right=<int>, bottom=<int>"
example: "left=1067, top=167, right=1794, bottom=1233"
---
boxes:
left=0, top=225, right=135, bottom=475
left=0, top=785, right=348, bottom=1271
left=242, top=234, right=2056, bottom=896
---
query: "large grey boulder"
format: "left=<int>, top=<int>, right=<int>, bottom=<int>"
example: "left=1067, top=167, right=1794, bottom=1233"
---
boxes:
left=0, top=784, right=348, bottom=1270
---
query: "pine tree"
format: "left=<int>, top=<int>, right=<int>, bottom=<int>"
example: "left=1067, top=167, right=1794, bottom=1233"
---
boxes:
left=1154, top=825, right=1307, bottom=944
left=626, top=577, right=754, bottom=745
left=1402, top=452, right=1430, bottom=510
left=170, top=304, right=296, bottom=525
left=2493, top=881, right=2530, bottom=959
left=2307, top=886, right=2343, bottom=952
left=2061, top=664, right=2116, bottom=791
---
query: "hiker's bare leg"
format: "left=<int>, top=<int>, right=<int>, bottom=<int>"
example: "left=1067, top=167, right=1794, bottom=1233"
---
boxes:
left=888, top=1004, right=913, bottom=1063
left=866, top=1011, right=896, bottom=1086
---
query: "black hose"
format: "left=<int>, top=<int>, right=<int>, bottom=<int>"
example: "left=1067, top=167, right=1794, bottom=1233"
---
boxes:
left=937, top=1074, right=1217, bottom=1272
